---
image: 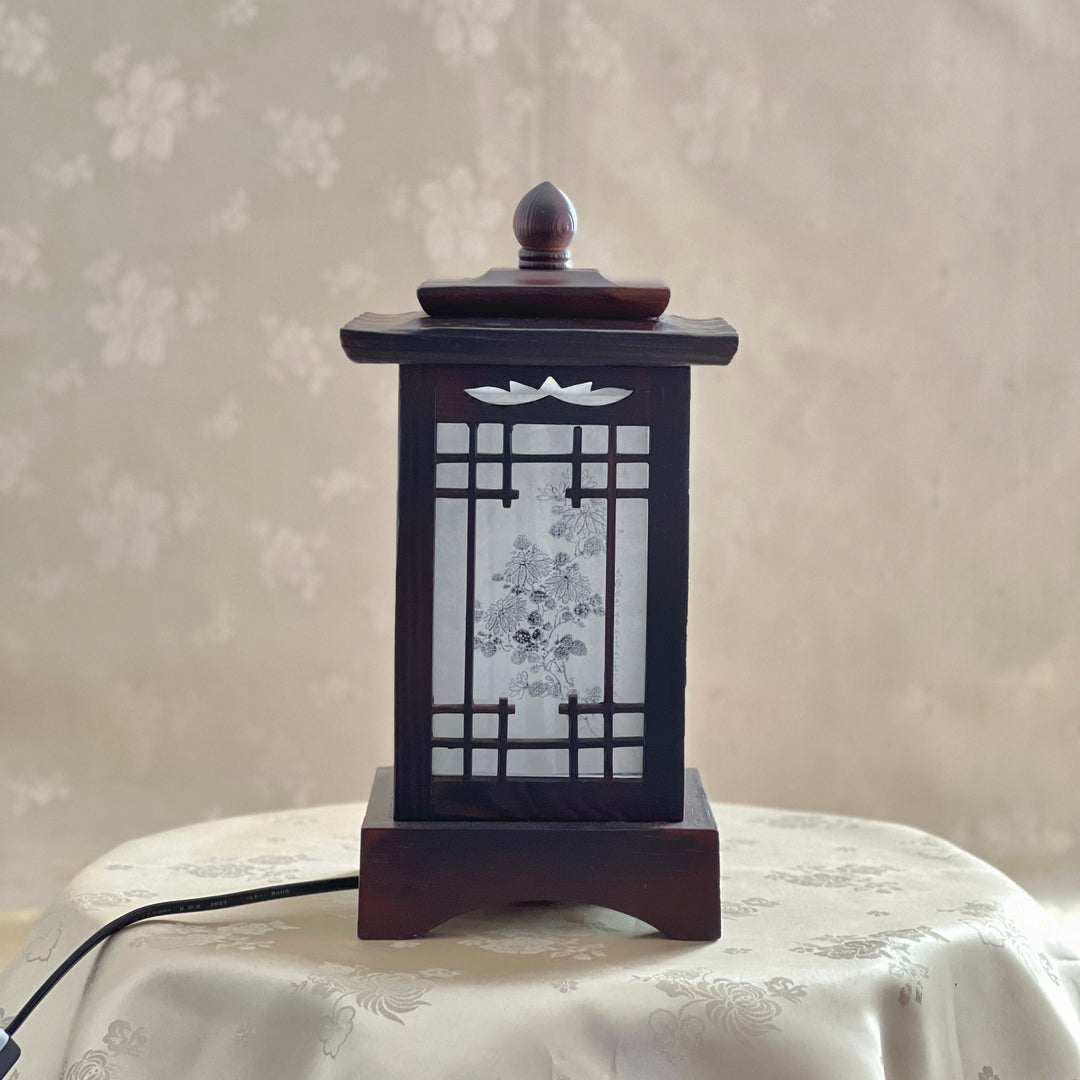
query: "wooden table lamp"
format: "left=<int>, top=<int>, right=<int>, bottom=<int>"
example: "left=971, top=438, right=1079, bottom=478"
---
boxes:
left=342, top=182, right=738, bottom=940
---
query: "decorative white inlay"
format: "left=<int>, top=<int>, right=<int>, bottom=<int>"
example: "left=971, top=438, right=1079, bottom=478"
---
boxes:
left=464, top=376, right=631, bottom=407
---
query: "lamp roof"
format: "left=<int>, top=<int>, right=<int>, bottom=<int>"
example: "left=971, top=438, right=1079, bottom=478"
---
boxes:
left=341, top=181, right=738, bottom=365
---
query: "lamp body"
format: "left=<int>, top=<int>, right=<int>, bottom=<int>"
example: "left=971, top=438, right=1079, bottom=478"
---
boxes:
left=341, top=313, right=737, bottom=827
left=395, top=361, right=687, bottom=822
left=344, top=183, right=735, bottom=938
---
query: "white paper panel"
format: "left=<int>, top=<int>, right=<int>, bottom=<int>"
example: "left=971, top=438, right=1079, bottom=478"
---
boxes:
left=578, top=747, right=605, bottom=777
left=436, top=462, right=468, bottom=488
left=472, top=713, right=499, bottom=738
left=475, top=462, right=502, bottom=488
left=477, top=423, right=502, bottom=453
left=613, top=746, right=643, bottom=777
left=613, top=713, right=645, bottom=738
left=512, top=424, right=573, bottom=454
left=431, top=497, right=467, bottom=703
left=507, top=699, right=568, bottom=740
left=472, top=748, right=498, bottom=776
left=616, top=462, right=649, bottom=488
left=613, top=498, right=648, bottom=702
left=431, top=747, right=463, bottom=776
left=578, top=714, right=604, bottom=739
left=581, top=425, right=608, bottom=453
left=437, top=422, right=469, bottom=453
left=432, top=713, right=463, bottom=738
left=507, top=748, right=569, bottom=777
left=432, top=419, right=652, bottom=779
left=616, top=425, right=650, bottom=453
left=583, top=463, right=607, bottom=487
left=471, top=445, right=607, bottom=775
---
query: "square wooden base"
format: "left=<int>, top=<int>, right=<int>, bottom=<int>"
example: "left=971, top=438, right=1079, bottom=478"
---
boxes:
left=357, top=766, right=720, bottom=940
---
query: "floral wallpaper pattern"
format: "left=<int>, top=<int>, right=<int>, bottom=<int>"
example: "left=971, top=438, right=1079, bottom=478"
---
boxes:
left=3, top=0, right=1080, bottom=908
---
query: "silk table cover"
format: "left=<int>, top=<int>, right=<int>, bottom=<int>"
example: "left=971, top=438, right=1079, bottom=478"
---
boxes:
left=1, top=801, right=1078, bottom=1079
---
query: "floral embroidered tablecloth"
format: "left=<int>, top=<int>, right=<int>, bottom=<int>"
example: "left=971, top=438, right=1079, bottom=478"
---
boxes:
left=2, top=802, right=1078, bottom=1079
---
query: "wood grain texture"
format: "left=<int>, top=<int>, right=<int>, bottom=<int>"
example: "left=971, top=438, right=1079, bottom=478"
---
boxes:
left=341, top=312, right=738, bottom=366
left=394, top=367, right=437, bottom=819
left=512, top=181, right=576, bottom=270
left=417, top=267, right=671, bottom=320
left=357, top=766, right=721, bottom=940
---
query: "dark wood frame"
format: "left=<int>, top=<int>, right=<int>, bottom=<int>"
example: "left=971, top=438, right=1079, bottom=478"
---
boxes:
left=358, top=766, right=720, bottom=940
left=394, top=363, right=690, bottom=823
left=341, top=312, right=738, bottom=368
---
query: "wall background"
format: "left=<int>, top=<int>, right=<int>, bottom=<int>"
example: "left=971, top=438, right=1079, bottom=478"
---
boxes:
left=2, top=0, right=1078, bottom=909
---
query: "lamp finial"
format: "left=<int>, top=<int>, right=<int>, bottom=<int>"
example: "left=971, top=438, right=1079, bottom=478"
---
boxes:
left=513, top=181, right=576, bottom=270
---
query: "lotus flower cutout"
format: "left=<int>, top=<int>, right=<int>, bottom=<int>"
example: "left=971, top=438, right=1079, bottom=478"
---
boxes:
left=464, top=376, right=631, bottom=407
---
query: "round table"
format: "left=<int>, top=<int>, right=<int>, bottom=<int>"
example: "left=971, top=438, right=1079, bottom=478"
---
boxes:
left=2, top=801, right=1078, bottom=1079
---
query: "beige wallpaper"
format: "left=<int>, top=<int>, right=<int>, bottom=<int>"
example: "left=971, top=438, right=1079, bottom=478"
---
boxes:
left=2, top=0, right=1078, bottom=908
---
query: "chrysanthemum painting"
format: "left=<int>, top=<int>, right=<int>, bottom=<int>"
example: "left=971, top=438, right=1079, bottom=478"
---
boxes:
left=474, top=534, right=604, bottom=702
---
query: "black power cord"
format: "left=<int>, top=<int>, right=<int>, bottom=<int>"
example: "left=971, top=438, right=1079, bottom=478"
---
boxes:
left=0, top=873, right=360, bottom=1077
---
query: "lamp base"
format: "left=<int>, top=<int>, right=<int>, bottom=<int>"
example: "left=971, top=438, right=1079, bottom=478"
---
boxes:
left=357, top=766, right=720, bottom=940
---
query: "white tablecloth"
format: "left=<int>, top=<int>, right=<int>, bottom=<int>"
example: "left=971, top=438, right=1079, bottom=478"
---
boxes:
left=2, top=801, right=1079, bottom=1079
